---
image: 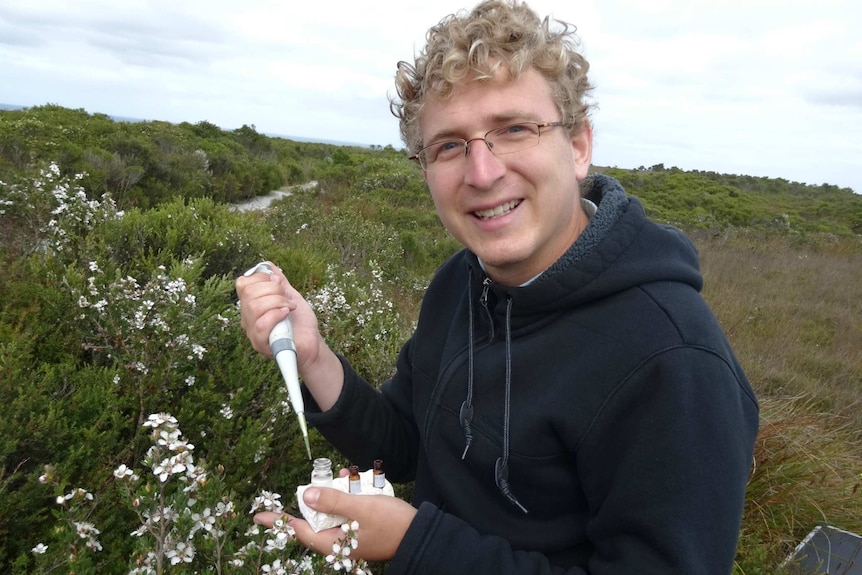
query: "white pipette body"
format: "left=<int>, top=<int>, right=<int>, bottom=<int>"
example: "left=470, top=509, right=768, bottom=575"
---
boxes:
left=244, top=262, right=311, bottom=459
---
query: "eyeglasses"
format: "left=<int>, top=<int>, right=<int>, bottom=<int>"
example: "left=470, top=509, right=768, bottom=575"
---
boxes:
left=410, top=121, right=564, bottom=171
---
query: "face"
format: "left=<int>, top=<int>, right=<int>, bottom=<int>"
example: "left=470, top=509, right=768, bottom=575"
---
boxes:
left=419, top=67, right=593, bottom=286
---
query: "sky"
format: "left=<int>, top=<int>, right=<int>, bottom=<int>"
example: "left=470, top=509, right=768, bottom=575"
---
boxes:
left=1, top=1, right=860, bottom=193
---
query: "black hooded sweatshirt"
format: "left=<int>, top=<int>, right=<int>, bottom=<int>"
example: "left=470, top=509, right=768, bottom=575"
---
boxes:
left=305, top=174, right=760, bottom=574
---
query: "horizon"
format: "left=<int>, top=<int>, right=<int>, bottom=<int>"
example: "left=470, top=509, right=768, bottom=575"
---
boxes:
left=2, top=102, right=856, bottom=195
left=2, top=1, right=860, bottom=195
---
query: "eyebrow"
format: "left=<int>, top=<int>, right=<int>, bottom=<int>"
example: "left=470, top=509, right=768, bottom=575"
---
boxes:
left=422, top=112, right=541, bottom=146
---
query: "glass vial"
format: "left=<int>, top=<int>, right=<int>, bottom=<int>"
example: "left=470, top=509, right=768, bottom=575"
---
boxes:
left=373, top=459, right=385, bottom=489
left=311, top=458, right=333, bottom=487
left=348, top=465, right=362, bottom=494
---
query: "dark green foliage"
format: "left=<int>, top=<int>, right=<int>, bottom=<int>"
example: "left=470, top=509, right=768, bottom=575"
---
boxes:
left=0, top=106, right=294, bottom=209
left=603, top=166, right=862, bottom=236
left=99, top=196, right=276, bottom=279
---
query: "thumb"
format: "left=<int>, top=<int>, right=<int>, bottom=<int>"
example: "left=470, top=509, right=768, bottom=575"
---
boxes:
left=304, top=486, right=354, bottom=517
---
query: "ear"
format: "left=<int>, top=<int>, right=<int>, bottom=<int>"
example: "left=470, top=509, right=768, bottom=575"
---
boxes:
left=571, top=122, right=593, bottom=181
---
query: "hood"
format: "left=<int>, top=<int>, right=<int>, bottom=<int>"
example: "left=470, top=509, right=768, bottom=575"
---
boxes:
left=468, top=173, right=704, bottom=318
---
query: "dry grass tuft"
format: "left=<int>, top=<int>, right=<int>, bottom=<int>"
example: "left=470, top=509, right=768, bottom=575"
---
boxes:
left=692, top=231, right=862, bottom=573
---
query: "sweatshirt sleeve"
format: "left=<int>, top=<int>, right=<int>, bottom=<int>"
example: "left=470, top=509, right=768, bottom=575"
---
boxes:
left=388, top=502, right=590, bottom=575
left=576, top=346, right=759, bottom=574
left=303, top=339, right=421, bottom=483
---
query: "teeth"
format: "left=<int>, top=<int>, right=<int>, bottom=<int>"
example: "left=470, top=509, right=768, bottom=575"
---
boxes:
left=475, top=200, right=520, bottom=220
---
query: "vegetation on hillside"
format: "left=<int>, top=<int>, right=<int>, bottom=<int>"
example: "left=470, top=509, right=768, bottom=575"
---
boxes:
left=1, top=105, right=860, bottom=574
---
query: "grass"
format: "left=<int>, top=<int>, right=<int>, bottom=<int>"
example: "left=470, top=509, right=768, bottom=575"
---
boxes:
left=691, top=231, right=862, bottom=572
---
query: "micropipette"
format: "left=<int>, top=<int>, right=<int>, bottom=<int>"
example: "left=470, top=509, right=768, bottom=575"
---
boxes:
left=244, top=262, right=311, bottom=459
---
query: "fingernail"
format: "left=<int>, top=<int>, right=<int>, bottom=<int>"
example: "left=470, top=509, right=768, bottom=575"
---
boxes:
left=304, top=487, right=320, bottom=506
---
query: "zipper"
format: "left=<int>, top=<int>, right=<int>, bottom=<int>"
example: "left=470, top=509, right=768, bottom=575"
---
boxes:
left=480, top=277, right=495, bottom=340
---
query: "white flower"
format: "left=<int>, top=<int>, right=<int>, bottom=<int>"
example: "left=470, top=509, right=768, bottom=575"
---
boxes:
left=251, top=491, right=283, bottom=513
left=74, top=521, right=102, bottom=551
left=166, top=541, right=195, bottom=565
left=31, top=543, right=48, bottom=554
left=215, top=500, right=234, bottom=516
left=189, top=343, right=206, bottom=360
left=113, top=464, right=135, bottom=479
left=190, top=507, right=216, bottom=536
left=261, top=559, right=287, bottom=574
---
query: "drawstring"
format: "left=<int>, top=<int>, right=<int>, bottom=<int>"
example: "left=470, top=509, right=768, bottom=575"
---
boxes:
left=460, top=274, right=475, bottom=460
left=460, top=273, right=528, bottom=514
left=495, top=296, right=528, bottom=514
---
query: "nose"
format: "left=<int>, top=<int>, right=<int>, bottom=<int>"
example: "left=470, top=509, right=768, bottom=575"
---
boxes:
left=463, top=138, right=505, bottom=189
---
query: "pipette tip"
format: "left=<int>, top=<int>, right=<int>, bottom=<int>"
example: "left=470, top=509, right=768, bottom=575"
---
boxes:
left=297, top=412, right=312, bottom=460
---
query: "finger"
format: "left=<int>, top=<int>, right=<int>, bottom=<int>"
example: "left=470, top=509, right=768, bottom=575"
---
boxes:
left=238, top=283, right=292, bottom=329
left=254, top=512, right=332, bottom=555
left=289, top=517, right=344, bottom=551
left=269, top=262, right=290, bottom=285
left=253, top=511, right=293, bottom=527
left=303, top=486, right=368, bottom=522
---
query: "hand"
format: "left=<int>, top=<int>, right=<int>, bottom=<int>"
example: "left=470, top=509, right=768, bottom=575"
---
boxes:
left=237, top=262, right=345, bottom=410
left=254, top=487, right=418, bottom=562
left=235, top=262, right=322, bottom=367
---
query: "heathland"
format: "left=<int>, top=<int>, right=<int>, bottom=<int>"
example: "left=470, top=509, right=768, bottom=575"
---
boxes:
left=1, top=104, right=860, bottom=574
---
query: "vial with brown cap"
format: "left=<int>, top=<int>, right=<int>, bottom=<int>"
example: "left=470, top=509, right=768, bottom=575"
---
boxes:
left=373, top=459, right=385, bottom=489
left=348, top=465, right=361, bottom=494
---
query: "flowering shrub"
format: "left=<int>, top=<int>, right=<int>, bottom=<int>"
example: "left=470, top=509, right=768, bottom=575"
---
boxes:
left=307, top=262, right=408, bottom=384
left=0, top=161, right=123, bottom=260
left=71, top=257, right=224, bottom=425
left=2, top=159, right=422, bottom=573
left=30, top=467, right=103, bottom=574
left=32, top=413, right=374, bottom=574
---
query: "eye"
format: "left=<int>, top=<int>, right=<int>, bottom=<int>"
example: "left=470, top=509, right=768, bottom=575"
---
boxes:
left=433, top=141, right=465, bottom=161
left=496, top=123, right=537, bottom=138
left=505, top=124, right=528, bottom=134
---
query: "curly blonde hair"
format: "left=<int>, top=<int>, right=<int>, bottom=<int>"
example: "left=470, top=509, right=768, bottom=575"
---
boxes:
left=390, top=0, right=594, bottom=153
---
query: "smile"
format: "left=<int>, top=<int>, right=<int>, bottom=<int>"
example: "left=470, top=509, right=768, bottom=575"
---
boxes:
left=474, top=200, right=521, bottom=220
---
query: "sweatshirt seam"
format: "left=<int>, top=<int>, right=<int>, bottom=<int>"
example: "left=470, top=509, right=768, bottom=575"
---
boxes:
left=634, top=284, right=760, bottom=409
left=576, top=343, right=756, bottom=452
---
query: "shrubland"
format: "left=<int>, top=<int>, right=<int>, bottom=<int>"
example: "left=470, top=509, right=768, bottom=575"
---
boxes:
left=0, top=106, right=860, bottom=574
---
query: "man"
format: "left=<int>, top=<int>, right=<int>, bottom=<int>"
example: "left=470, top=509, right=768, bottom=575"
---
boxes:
left=237, top=1, right=759, bottom=573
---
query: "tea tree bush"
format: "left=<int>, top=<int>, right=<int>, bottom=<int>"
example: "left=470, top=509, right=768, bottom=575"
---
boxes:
left=0, top=160, right=423, bottom=572
left=30, top=414, right=374, bottom=575
left=98, top=196, right=275, bottom=279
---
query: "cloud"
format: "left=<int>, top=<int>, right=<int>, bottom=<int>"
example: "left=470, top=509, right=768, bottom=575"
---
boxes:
left=0, top=0, right=859, bottom=192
